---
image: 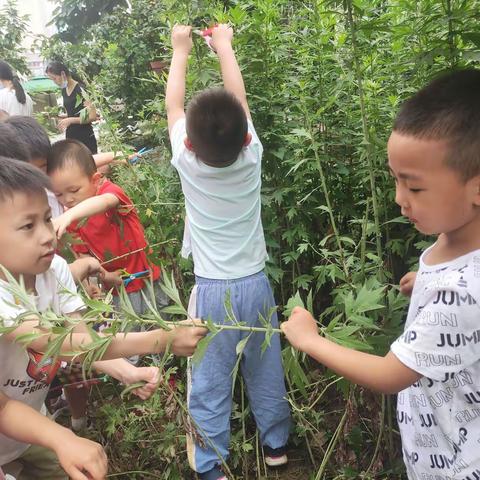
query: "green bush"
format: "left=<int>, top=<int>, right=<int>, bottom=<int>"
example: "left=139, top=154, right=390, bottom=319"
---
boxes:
left=42, top=1, right=480, bottom=478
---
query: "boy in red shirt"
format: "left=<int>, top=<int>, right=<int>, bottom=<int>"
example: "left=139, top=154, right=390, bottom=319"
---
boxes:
left=47, top=139, right=168, bottom=317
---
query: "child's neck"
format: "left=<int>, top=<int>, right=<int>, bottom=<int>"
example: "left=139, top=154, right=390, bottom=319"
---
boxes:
left=426, top=214, right=480, bottom=265
left=0, top=271, right=36, bottom=293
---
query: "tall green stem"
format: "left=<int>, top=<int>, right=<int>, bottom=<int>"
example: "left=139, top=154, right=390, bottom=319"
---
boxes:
left=344, top=0, right=383, bottom=277
left=304, top=110, right=350, bottom=281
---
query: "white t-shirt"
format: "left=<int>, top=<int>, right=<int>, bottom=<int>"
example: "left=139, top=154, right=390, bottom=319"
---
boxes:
left=46, top=189, right=64, bottom=219
left=0, top=88, right=33, bottom=116
left=170, top=118, right=267, bottom=279
left=391, top=246, right=480, bottom=479
left=0, top=255, right=84, bottom=465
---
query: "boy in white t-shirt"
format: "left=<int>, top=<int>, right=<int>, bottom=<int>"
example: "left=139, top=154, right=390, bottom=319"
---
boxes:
left=0, top=157, right=207, bottom=478
left=166, top=24, right=290, bottom=480
left=281, top=69, right=480, bottom=479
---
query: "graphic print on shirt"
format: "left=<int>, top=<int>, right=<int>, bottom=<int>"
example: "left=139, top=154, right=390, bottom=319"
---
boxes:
left=25, top=349, right=61, bottom=384
left=391, top=250, right=480, bottom=479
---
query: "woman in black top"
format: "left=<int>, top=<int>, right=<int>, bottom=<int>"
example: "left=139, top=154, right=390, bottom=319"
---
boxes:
left=46, top=61, right=98, bottom=154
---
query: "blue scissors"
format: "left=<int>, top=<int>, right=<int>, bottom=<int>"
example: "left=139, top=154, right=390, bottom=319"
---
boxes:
left=129, top=147, right=154, bottom=165
left=122, top=270, right=151, bottom=286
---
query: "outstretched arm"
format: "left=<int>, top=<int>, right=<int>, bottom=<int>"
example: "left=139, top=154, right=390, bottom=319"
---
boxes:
left=0, top=392, right=107, bottom=480
left=166, top=25, right=192, bottom=133
left=281, top=307, right=421, bottom=394
left=52, top=193, right=120, bottom=238
left=3, top=318, right=207, bottom=361
left=211, top=24, right=251, bottom=119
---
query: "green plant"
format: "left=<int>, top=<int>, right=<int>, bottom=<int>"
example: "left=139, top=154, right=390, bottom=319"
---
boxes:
left=0, top=0, right=30, bottom=75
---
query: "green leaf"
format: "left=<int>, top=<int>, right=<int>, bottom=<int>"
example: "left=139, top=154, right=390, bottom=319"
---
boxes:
left=282, top=291, right=305, bottom=317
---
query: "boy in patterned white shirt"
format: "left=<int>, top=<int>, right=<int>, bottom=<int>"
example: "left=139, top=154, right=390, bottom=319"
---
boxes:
left=282, top=69, right=480, bottom=480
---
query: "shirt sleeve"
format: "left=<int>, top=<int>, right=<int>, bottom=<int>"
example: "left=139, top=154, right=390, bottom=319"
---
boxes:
left=100, top=181, right=135, bottom=217
left=169, top=118, right=187, bottom=168
left=51, top=256, right=85, bottom=314
left=0, top=286, right=27, bottom=329
left=391, top=283, right=480, bottom=380
left=246, top=120, right=264, bottom=161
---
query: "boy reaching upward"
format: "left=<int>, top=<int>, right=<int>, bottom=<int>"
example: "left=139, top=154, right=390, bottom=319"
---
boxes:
left=282, top=69, right=480, bottom=479
left=166, top=24, right=291, bottom=480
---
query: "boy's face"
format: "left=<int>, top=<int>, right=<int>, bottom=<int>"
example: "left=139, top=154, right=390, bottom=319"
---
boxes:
left=0, top=191, right=56, bottom=280
left=388, top=132, right=480, bottom=236
left=49, top=164, right=100, bottom=209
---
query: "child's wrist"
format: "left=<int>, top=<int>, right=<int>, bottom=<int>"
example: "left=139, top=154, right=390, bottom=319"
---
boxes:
left=302, top=334, right=324, bottom=357
left=173, top=46, right=191, bottom=57
left=47, top=424, right=76, bottom=452
left=215, top=41, right=233, bottom=55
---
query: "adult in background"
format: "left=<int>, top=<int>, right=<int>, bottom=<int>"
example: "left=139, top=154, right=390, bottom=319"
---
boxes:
left=0, top=61, right=33, bottom=116
left=46, top=61, right=98, bottom=154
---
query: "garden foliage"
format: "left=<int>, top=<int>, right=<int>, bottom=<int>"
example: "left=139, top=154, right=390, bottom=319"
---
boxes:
left=36, top=0, right=480, bottom=478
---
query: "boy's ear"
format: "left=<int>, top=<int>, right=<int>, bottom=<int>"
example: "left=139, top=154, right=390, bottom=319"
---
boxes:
left=471, top=175, right=480, bottom=207
left=244, top=132, right=252, bottom=147
left=184, top=137, right=195, bottom=152
left=91, top=171, right=102, bottom=187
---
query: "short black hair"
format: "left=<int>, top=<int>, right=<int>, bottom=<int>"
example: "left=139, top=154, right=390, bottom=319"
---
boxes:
left=0, top=123, right=30, bottom=162
left=6, top=116, right=51, bottom=161
left=0, top=156, right=51, bottom=202
left=186, top=87, right=248, bottom=166
left=393, top=68, right=480, bottom=180
left=47, top=139, right=97, bottom=177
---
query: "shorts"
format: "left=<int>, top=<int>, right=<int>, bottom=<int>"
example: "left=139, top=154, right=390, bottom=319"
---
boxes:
left=2, top=444, right=67, bottom=480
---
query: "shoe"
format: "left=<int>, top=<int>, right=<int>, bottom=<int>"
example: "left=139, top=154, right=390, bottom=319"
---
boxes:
left=264, top=445, right=288, bottom=467
left=198, top=465, right=227, bottom=480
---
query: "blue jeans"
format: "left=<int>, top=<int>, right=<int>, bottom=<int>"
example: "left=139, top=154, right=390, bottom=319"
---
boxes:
left=187, top=271, right=291, bottom=473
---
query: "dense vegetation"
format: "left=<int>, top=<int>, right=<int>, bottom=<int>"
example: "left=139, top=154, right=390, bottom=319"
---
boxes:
left=7, top=0, right=480, bottom=478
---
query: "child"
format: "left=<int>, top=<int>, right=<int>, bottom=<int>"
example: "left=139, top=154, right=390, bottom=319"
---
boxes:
left=1, top=117, right=151, bottom=429
left=0, top=391, right=107, bottom=479
left=281, top=69, right=480, bottom=479
left=0, top=119, right=107, bottom=287
left=47, top=139, right=168, bottom=316
left=5, top=115, right=137, bottom=217
left=0, top=156, right=207, bottom=477
left=166, top=24, right=291, bottom=480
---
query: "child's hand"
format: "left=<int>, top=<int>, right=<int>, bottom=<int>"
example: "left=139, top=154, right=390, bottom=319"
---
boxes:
left=52, top=429, right=107, bottom=479
left=281, top=307, right=320, bottom=353
left=399, top=271, right=417, bottom=297
left=210, top=24, right=233, bottom=51
left=52, top=212, right=73, bottom=239
left=103, top=269, right=124, bottom=288
left=166, top=319, right=208, bottom=356
left=121, top=365, right=160, bottom=401
left=69, top=256, right=105, bottom=283
left=171, top=25, right=193, bottom=54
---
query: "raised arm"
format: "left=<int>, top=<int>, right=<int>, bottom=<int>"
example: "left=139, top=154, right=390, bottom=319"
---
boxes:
left=211, top=24, right=251, bottom=119
left=52, top=193, right=120, bottom=238
left=281, top=307, right=421, bottom=394
left=165, top=25, right=192, bottom=133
